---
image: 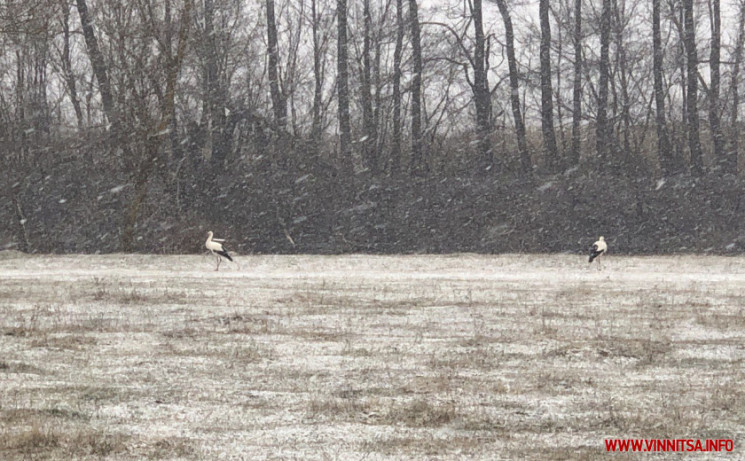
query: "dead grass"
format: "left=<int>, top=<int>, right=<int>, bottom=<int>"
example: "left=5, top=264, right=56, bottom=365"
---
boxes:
left=361, top=433, right=488, bottom=457
left=388, top=398, right=457, bottom=427
left=0, top=361, right=45, bottom=375
left=90, top=277, right=194, bottom=306
left=1, top=408, right=89, bottom=424
left=30, top=334, right=97, bottom=350
left=0, top=422, right=130, bottom=458
left=307, top=395, right=457, bottom=429
left=696, top=310, right=745, bottom=329
left=1, top=254, right=744, bottom=459
left=158, top=337, right=275, bottom=364
left=142, top=437, right=198, bottom=459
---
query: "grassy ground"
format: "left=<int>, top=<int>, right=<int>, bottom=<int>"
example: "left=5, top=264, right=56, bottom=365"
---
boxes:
left=0, top=253, right=744, bottom=459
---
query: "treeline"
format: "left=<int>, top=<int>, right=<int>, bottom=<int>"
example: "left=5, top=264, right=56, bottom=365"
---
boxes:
left=0, top=0, right=744, bottom=254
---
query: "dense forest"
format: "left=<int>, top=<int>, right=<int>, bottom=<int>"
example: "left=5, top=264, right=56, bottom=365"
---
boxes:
left=1, top=0, right=744, bottom=255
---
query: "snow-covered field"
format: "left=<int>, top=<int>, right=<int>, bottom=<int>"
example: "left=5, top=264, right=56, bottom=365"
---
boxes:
left=1, top=253, right=744, bottom=459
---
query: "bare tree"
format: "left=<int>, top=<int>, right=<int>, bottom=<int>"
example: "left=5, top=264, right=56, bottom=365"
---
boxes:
left=539, top=0, right=558, bottom=171
left=310, top=0, right=329, bottom=157
left=391, top=0, right=404, bottom=176
left=76, top=0, right=194, bottom=250
left=337, top=0, right=352, bottom=175
left=569, top=0, right=582, bottom=167
left=683, top=0, right=703, bottom=175
left=596, top=0, right=611, bottom=167
left=282, top=1, right=308, bottom=138
left=726, top=0, right=745, bottom=175
left=266, top=0, right=287, bottom=129
left=58, top=0, right=84, bottom=131
left=75, top=0, right=115, bottom=124
left=371, top=1, right=390, bottom=176
left=494, top=0, right=529, bottom=175
left=471, top=0, right=492, bottom=173
left=709, top=0, right=725, bottom=173
left=202, top=0, right=228, bottom=167
left=550, top=4, right=566, bottom=159
left=611, top=0, right=632, bottom=164
left=408, top=0, right=424, bottom=175
left=361, top=0, right=378, bottom=174
left=122, top=0, right=194, bottom=251
left=423, top=2, right=494, bottom=174
left=653, top=0, right=676, bottom=175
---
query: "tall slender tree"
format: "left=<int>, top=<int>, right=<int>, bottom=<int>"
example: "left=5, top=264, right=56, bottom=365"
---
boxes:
left=539, top=0, right=558, bottom=171
left=310, top=0, right=326, bottom=157
left=361, top=0, right=378, bottom=174
left=391, top=0, right=404, bottom=176
left=59, top=0, right=84, bottom=131
left=709, top=0, right=725, bottom=173
left=75, top=0, right=115, bottom=123
left=726, top=0, right=745, bottom=175
left=471, top=0, right=492, bottom=173
left=612, top=0, right=631, bottom=163
left=203, top=0, right=227, bottom=167
left=653, top=0, right=677, bottom=175
left=408, top=0, right=424, bottom=175
left=683, top=0, right=703, bottom=175
left=372, top=2, right=388, bottom=176
left=596, top=0, right=611, bottom=167
left=266, top=0, right=287, bottom=129
left=337, top=0, right=353, bottom=175
left=569, top=0, right=582, bottom=168
left=495, top=0, right=529, bottom=175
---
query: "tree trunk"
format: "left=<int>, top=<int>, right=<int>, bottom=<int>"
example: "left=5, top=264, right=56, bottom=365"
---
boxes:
left=539, top=0, right=558, bottom=172
left=727, top=0, right=745, bottom=175
left=612, top=0, right=631, bottom=166
left=569, top=0, right=582, bottom=167
left=266, top=0, right=286, bottom=129
left=596, top=0, right=611, bottom=167
left=203, top=0, right=228, bottom=168
left=709, top=0, right=725, bottom=173
left=391, top=0, right=404, bottom=176
left=60, top=0, right=84, bottom=131
left=373, top=4, right=386, bottom=176
left=653, top=0, right=676, bottom=175
left=408, top=0, right=424, bottom=175
left=471, top=0, right=492, bottom=174
left=164, top=0, right=181, bottom=161
left=361, top=0, right=378, bottom=174
left=683, top=0, right=704, bottom=176
left=495, top=0, right=529, bottom=175
left=75, top=0, right=115, bottom=123
left=311, top=0, right=324, bottom=156
left=337, top=0, right=353, bottom=175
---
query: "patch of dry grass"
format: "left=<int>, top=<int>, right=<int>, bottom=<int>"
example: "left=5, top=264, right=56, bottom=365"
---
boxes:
left=0, top=422, right=130, bottom=459
left=361, top=432, right=497, bottom=457
left=0, top=361, right=45, bottom=375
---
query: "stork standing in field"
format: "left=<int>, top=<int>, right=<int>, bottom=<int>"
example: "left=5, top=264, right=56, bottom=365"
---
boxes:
left=588, top=236, right=607, bottom=269
left=205, top=231, right=233, bottom=271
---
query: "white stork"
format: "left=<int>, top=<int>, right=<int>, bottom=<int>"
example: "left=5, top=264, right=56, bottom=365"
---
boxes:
left=588, top=236, right=607, bottom=269
left=205, top=231, right=233, bottom=271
